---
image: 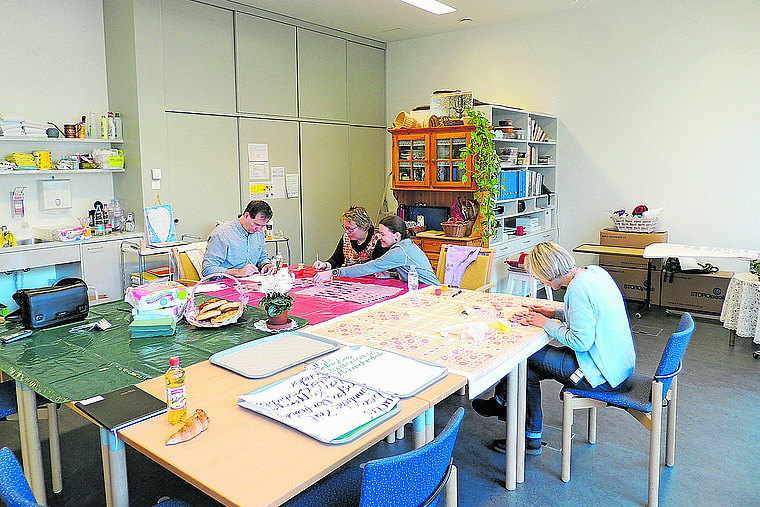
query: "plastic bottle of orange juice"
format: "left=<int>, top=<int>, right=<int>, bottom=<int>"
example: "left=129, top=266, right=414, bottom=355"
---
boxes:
left=165, top=357, right=187, bottom=425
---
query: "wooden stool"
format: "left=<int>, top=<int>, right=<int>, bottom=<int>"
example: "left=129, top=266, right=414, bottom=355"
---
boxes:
left=505, top=270, right=553, bottom=300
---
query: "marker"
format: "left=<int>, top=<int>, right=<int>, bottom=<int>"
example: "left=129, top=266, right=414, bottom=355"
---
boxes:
left=451, top=290, right=463, bottom=297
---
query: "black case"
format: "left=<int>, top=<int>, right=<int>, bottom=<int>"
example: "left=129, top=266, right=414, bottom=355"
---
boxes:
left=409, top=204, right=450, bottom=231
left=11, top=278, right=89, bottom=330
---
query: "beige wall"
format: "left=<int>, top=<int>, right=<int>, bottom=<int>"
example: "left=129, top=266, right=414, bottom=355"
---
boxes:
left=387, top=0, right=760, bottom=272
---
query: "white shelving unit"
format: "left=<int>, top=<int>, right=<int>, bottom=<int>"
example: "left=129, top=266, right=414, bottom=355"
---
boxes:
left=476, top=105, right=559, bottom=293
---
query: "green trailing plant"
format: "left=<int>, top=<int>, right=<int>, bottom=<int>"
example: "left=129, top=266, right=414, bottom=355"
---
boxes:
left=750, top=260, right=760, bottom=278
left=459, top=108, right=500, bottom=240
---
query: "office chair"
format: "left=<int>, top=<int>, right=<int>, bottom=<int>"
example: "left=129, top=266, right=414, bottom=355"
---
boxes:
left=0, top=381, right=62, bottom=496
left=0, top=447, right=192, bottom=507
left=560, top=312, right=695, bottom=507
left=436, top=245, right=495, bottom=292
left=285, top=407, right=465, bottom=507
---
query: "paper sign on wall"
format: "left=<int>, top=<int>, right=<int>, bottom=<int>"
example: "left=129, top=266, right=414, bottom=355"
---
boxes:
left=249, top=161, right=269, bottom=180
left=248, top=143, right=269, bottom=162
left=271, top=167, right=285, bottom=199
left=250, top=182, right=273, bottom=200
left=286, top=174, right=299, bottom=197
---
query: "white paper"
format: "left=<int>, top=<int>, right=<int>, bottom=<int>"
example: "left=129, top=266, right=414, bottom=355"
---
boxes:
left=238, top=370, right=398, bottom=442
left=271, top=167, right=286, bottom=199
left=250, top=182, right=273, bottom=200
left=644, top=243, right=760, bottom=260
left=248, top=143, right=269, bottom=162
left=286, top=173, right=299, bottom=197
left=308, top=346, right=447, bottom=398
left=249, top=161, right=269, bottom=180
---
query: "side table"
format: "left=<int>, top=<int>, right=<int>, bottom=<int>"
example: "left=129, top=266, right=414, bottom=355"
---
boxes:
left=719, top=272, right=760, bottom=348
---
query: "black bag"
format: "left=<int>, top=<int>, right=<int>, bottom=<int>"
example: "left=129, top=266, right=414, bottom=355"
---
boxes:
left=10, top=278, right=89, bottom=330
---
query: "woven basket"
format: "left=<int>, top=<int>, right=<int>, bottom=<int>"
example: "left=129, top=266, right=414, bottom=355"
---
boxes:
left=442, top=221, right=472, bottom=238
left=394, top=111, right=421, bottom=129
left=184, top=273, right=248, bottom=328
left=611, top=215, right=659, bottom=233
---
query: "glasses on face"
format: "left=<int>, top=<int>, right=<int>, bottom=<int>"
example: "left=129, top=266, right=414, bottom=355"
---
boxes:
left=344, top=224, right=359, bottom=233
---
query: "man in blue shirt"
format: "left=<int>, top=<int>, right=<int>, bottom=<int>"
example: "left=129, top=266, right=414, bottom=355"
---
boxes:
left=202, top=200, right=277, bottom=277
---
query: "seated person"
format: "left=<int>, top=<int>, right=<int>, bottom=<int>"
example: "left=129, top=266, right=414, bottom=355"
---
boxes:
left=313, top=215, right=439, bottom=286
left=472, top=241, right=635, bottom=455
left=313, top=205, right=389, bottom=276
left=201, top=200, right=277, bottom=277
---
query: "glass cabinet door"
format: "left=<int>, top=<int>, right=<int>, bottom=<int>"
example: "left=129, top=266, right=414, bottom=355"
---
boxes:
left=394, top=134, right=429, bottom=187
left=432, top=133, right=472, bottom=188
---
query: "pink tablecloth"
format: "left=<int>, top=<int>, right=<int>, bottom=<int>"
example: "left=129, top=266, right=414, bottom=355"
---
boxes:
left=207, top=276, right=409, bottom=325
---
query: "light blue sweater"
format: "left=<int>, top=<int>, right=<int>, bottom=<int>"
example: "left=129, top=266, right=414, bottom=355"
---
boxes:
left=201, top=220, right=271, bottom=276
left=542, top=265, right=635, bottom=388
left=336, top=238, right=440, bottom=286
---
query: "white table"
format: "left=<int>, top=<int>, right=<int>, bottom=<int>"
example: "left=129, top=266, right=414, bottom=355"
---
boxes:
left=719, top=272, right=760, bottom=346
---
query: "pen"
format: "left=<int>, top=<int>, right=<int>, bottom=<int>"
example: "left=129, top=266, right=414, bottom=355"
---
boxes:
left=1, top=329, right=33, bottom=343
left=451, top=290, right=463, bottom=297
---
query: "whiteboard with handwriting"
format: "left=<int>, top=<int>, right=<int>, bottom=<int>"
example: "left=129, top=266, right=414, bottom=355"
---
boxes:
left=307, top=346, right=448, bottom=398
left=238, top=370, right=399, bottom=443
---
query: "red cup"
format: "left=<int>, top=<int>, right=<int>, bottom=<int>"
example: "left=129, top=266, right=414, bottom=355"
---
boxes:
left=516, top=225, right=524, bottom=236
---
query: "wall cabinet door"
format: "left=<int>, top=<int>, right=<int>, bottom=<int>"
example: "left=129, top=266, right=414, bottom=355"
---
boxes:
left=347, top=42, right=385, bottom=126
left=81, top=240, right=123, bottom=302
left=297, top=29, right=347, bottom=122
left=161, top=0, right=236, bottom=114
left=300, top=122, right=350, bottom=263
left=349, top=126, right=387, bottom=218
left=236, top=13, right=297, bottom=117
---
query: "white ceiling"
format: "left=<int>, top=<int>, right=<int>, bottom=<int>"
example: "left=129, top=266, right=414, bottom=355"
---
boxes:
left=229, top=0, right=622, bottom=43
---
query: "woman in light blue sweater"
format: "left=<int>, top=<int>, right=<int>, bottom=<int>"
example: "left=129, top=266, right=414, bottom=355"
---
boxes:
left=472, top=241, right=635, bottom=455
left=313, top=215, right=439, bottom=286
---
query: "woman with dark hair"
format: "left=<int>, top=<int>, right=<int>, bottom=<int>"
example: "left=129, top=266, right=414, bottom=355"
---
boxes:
left=313, top=214, right=439, bottom=286
left=313, top=206, right=388, bottom=272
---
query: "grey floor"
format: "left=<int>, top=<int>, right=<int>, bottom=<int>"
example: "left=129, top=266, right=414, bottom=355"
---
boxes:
left=2, top=303, right=759, bottom=507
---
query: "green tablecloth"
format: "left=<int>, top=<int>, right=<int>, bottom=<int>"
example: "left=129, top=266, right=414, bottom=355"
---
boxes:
left=0, top=299, right=307, bottom=403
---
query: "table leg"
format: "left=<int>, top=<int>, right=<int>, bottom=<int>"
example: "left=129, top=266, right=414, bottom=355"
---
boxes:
left=412, top=413, right=426, bottom=449
left=396, top=425, right=405, bottom=440
left=46, top=403, right=62, bottom=493
left=505, top=368, right=518, bottom=491
left=16, top=381, right=47, bottom=506
left=425, top=407, right=435, bottom=444
left=100, top=429, right=113, bottom=507
left=729, top=329, right=736, bottom=346
left=443, top=463, right=457, bottom=507
left=517, top=361, right=527, bottom=484
left=105, top=431, right=129, bottom=507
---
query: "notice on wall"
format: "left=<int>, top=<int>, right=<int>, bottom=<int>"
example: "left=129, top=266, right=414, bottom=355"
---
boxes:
left=286, top=174, right=299, bottom=198
left=249, top=161, right=269, bottom=180
left=271, top=167, right=286, bottom=199
left=247, top=143, right=269, bottom=162
left=250, top=182, right=273, bottom=200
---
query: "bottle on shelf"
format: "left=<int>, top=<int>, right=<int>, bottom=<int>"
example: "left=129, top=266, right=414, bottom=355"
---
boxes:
left=107, top=112, right=116, bottom=140
left=165, top=356, right=187, bottom=425
left=114, top=112, right=123, bottom=140
left=109, top=198, right=124, bottom=232
left=124, top=212, right=136, bottom=232
left=87, top=111, right=96, bottom=138
left=407, top=264, right=419, bottom=301
left=100, top=115, right=108, bottom=139
left=77, top=115, right=87, bottom=138
left=93, top=204, right=106, bottom=236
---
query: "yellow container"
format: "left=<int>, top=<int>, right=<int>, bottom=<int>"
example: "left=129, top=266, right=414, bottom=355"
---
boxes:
left=32, top=151, right=52, bottom=170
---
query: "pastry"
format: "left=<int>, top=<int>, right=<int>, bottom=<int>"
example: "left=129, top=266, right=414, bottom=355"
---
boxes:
left=165, top=409, right=210, bottom=445
left=195, top=309, right=221, bottom=321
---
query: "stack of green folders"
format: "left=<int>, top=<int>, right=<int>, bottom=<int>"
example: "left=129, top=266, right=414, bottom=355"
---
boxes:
left=128, top=317, right=176, bottom=338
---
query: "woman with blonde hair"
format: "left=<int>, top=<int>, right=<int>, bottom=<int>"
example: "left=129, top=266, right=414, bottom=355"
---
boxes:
left=313, top=205, right=388, bottom=273
left=472, top=241, right=635, bottom=455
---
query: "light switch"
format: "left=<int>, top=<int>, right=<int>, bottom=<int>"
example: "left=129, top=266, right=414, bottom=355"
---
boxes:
left=151, top=179, right=161, bottom=190
left=152, top=168, right=162, bottom=180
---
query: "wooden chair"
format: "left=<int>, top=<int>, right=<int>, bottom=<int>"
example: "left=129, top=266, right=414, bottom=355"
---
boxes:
left=436, top=245, right=495, bottom=292
left=560, top=313, right=695, bottom=507
left=170, top=241, right=206, bottom=286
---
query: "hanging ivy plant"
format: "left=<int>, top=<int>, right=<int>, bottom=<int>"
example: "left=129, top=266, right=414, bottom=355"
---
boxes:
left=459, top=108, right=500, bottom=241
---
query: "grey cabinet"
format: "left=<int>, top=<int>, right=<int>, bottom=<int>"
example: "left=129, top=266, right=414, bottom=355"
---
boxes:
left=349, top=126, right=387, bottom=217
left=348, top=42, right=385, bottom=126
left=161, top=0, right=236, bottom=114
left=300, top=122, right=350, bottom=263
left=80, top=239, right=125, bottom=303
left=297, top=29, right=347, bottom=122
left=236, top=13, right=298, bottom=117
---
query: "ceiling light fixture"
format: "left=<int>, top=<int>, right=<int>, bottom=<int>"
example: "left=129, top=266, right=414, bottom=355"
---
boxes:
left=399, top=0, right=457, bottom=15
left=459, top=17, right=473, bottom=23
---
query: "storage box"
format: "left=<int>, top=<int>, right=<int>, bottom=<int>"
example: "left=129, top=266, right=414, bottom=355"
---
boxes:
left=660, top=270, right=733, bottom=314
left=599, top=254, right=663, bottom=270
left=603, top=265, right=661, bottom=303
left=599, top=228, right=668, bottom=249
left=125, top=281, right=188, bottom=312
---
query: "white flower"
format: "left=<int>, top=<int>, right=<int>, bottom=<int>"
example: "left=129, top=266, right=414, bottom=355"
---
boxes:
left=260, top=267, right=295, bottom=296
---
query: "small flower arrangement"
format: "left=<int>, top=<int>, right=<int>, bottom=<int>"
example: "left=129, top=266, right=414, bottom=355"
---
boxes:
left=258, top=267, right=295, bottom=319
left=750, top=260, right=760, bottom=279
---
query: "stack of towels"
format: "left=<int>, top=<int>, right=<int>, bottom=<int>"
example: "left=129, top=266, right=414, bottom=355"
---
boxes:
left=5, top=153, right=37, bottom=170
left=0, top=114, right=49, bottom=137
left=128, top=306, right=181, bottom=338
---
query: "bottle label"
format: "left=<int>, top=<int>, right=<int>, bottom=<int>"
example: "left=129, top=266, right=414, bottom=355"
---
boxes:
left=166, top=385, right=187, bottom=410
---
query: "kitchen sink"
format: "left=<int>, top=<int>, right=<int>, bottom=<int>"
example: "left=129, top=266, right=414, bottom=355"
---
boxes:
left=14, top=238, right=53, bottom=245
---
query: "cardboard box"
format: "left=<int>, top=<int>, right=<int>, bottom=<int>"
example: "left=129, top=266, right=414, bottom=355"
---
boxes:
left=603, top=265, right=661, bottom=303
left=599, top=228, right=668, bottom=249
left=660, top=270, right=733, bottom=314
left=599, top=254, right=663, bottom=270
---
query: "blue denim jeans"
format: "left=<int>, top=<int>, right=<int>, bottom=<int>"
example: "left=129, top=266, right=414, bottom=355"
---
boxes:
left=495, top=345, right=616, bottom=439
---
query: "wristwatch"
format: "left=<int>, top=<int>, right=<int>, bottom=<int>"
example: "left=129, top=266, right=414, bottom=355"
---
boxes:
left=331, top=268, right=339, bottom=278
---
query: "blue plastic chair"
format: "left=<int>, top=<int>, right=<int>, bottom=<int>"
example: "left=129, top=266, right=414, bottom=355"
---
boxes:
left=560, top=312, right=695, bottom=507
left=285, top=407, right=465, bottom=507
left=0, top=381, right=62, bottom=495
left=0, top=446, right=192, bottom=507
